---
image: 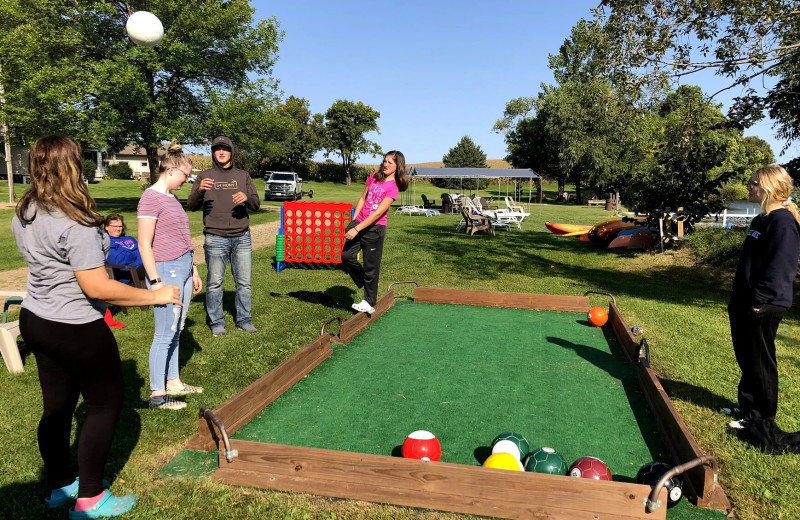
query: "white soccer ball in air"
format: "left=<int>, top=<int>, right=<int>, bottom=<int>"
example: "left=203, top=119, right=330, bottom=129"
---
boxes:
left=125, top=11, right=164, bottom=48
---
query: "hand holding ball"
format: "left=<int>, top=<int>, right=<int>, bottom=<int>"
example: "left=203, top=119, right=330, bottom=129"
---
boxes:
left=126, top=11, right=164, bottom=48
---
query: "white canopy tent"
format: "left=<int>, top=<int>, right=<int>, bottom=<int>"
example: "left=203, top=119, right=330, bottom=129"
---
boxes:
left=404, top=167, right=542, bottom=208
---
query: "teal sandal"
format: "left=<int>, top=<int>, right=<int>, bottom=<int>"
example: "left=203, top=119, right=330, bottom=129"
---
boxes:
left=45, top=478, right=110, bottom=508
left=69, top=491, right=137, bottom=519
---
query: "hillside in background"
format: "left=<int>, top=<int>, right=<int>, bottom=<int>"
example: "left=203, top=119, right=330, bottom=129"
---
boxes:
left=360, top=159, right=512, bottom=169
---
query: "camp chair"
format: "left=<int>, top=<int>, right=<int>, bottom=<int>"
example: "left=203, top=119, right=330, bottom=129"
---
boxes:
left=462, top=197, right=516, bottom=231
left=504, top=196, right=530, bottom=221
left=105, top=262, right=149, bottom=312
left=421, top=194, right=436, bottom=209
left=0, top=290, right=26, bottom=373
left=395, top=205, right=435, bottom=216
left=458, top=207, right=494, bottom=236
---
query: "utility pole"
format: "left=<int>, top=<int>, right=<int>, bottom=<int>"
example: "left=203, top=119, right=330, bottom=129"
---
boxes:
left=0, top=65, right=14, bottom=203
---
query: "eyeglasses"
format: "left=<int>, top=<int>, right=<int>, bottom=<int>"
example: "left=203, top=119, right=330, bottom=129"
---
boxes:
left=172, top=167, right=190, bottom=179
left=747, top=180, right=760, bottom=188
left=107, top=225, right=123, bottom=229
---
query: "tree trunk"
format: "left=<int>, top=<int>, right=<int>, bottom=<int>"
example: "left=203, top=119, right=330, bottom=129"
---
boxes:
left=343, top=156, right=351, bottom=186
left=146, top=145, right=159, bottom=185
left=557, top=179, right=565, bottom=200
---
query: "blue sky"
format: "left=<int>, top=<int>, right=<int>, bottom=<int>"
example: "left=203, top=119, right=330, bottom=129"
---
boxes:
left=251, top=0, right=793, bottom=163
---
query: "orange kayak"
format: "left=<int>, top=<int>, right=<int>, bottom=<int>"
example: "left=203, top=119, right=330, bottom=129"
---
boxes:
left=545, top=222, right=593, bottom=235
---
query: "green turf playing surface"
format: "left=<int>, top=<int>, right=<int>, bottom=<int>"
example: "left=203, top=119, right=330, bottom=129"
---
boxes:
left=222, top=300, right=729, bottom=519
left=234, top=300, right=669, bottom=477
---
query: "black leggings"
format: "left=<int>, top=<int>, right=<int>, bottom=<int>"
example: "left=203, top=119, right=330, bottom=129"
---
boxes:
left=20, top=308, right=124, bottom=498
left=341, top=221, right=386, bottom=306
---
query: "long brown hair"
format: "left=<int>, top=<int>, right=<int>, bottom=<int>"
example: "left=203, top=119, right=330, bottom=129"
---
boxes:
left=374, top=150, right=409, bottom=192
left=755, top=164, right=800, bottom=225
left=16, top=135, right=102, bottom=226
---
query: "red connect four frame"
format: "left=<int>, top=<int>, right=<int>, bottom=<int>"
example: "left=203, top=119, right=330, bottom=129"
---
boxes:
left=283, top=202, right=353, bottom=264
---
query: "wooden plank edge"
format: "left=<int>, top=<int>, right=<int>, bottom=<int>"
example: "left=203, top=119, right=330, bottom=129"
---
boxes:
left=609, top=302, right=641, bottom=364
left=638, top=367, right=731, bottom=513
left=336, top=290, right=396, bottom=343
left=186, top=335, right=333, bottom=451
left=213, top=440, right=665, bottom=520
left=413, top=287, right=589, bottom=312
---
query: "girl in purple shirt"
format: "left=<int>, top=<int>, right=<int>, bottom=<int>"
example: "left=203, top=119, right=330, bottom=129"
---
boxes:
left=342, top=151, right=409, bottom=313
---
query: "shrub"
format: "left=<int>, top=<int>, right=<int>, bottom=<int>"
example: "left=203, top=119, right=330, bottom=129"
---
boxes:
left=305, top=162, right=372, bottom=183
left=430, top=177, right=490, bottom=191
left=688, top=227, right=746, bottom=267
left=83, top=159, right=97, bottom=183
left=106, top=162, right=134, bottom=180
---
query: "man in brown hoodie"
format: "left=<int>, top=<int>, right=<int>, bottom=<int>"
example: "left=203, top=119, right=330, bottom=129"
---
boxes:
left=188, top=136, right=261, bottom=336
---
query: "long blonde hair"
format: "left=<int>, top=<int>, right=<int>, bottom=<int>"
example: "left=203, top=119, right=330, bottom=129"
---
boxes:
left=158, top=141, right=192, bottom=175
left=16, top=135, right=102, bottom=226
left=755, top=164, right=800, bottom=224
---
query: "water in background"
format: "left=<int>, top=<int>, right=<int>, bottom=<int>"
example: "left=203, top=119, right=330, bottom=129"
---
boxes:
left=727, top=201, right=761, bottom=215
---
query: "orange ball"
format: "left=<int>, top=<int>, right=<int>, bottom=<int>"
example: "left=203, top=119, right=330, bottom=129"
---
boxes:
left=588, top=306, right=608, bottom=327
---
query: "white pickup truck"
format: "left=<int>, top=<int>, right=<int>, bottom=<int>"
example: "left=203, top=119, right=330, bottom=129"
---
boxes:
left=264, top=171, right=303, bottom=201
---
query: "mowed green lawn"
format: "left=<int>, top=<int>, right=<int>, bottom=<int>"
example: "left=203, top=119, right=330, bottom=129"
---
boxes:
left=1, top=178, right=799, bottom=519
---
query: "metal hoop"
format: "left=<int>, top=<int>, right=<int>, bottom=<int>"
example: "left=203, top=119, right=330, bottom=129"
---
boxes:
left=388, top=280, right=419, bottom=291
left=582, top=290, right=617, bottom=307
left=645, top=455, right=718, bottom=512
left=199, top=407, right=238, bottom=463
left=637, top=338, right=651, bottom=367
left=320, top=316, right=342, bottom=337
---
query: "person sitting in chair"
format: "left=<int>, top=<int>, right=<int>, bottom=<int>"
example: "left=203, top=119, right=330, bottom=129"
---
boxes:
left=103, top=214, right=146, bottom=328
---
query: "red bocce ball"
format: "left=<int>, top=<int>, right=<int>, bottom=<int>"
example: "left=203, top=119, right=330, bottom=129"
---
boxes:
left=568, top=456, right=613, bottom=481
left=402, top=430, right=442, bottom=462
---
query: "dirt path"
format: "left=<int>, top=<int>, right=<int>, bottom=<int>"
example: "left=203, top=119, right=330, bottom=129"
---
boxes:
left=0, top=221, right=280, bottom=291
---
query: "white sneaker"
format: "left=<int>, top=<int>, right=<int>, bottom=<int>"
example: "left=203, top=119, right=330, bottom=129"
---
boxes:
left=728, top=418, right=751, bottom=430
left=351, top=300, right=375, bottom=314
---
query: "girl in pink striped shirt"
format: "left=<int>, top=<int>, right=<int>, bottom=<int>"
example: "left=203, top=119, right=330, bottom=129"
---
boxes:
left=137, top=142, right=203, bottom=410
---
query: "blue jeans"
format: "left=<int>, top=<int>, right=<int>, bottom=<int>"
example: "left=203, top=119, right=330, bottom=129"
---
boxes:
left=204, top=231, right=253, bottom=328
left=148, top=252, right=193, bottom=392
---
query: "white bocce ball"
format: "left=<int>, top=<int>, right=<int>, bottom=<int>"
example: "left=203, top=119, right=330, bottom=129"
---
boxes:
left=125, top=11, right=164, bottom=48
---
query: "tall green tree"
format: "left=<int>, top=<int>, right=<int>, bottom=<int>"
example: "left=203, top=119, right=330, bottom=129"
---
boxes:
left=501, top=80, right=638, bottom=202
left=321, top=100, right=381, bottom=186
left=273, top=96, right=321, bottom=173
left=442, top=136, right=488, bottom=168
left=0, top=0, right=283, bottom=183
left=623, top=85, right=743, bottom=219
left=205, top=80, right=287, bottom=174
left=590, top=0, right=800, bottom=143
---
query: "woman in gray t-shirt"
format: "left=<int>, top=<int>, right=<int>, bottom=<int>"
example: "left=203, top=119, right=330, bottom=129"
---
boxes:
left=12, top=136, right=180, bottom=518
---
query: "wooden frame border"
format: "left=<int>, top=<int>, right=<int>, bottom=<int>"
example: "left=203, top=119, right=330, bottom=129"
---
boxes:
left=609, top=302, right=731, bottom=512
left=187, top=287, right=729, bottom=519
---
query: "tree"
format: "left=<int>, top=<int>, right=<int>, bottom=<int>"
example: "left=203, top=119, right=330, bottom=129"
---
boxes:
left=442, top=136, right=488, bottom=168
left=589, top=1, right=800, bottom=142
left=0, top=0, right=283, bottom=183
left=434, top=136, right=489, bottom=191
left=321, top=100, right=381, bottom=186
left=623, top=85, right=744, bottom=220
left=273, top=96, right=322, bottom=172
left=205, top=80, right=287, bottom=174
left=500, top=80, right=638, bottom=202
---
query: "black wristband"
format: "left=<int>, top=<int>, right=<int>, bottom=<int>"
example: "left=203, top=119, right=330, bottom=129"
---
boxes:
left=150, top=277, right=162, bottom=284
